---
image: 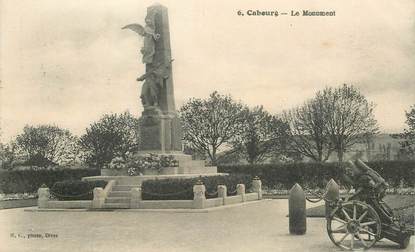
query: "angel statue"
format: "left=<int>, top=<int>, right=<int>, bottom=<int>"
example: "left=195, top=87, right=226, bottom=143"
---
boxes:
left=122, top=14, right=160, bottom=64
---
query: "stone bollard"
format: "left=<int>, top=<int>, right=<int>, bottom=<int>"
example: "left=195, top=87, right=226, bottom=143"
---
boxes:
left=398, top=179, right=404, bottom=194
left=130, top=187, right=142, bottom=209
left=37, top=186, right=50, bottom=209
left=252, top=176, right=262, bottom=200
left=218, top=185, right=227, bottom=205
left=218, top=185, right=227, bottom=198
left=324, top=179, right=340, bottom=219
left=92, top=187, right=105, bottom=209
left=289, top=183, right=306, bottom=235
left=236, top=184, right=246, bottom=202
left=193, top=181, right=206, bottom=209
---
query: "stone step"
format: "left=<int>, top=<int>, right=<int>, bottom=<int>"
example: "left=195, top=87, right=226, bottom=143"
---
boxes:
left=116, top=179, right=143, bottom=186
left=105, top=197, right=130, bottom=204
left=111, top=185, right=138, bottom=191
left=179, top=159, right=205, bottom=168
left=108, top=191, right=131, bottom=197
left=189, top=160, right=206, bottom=167
left=102, top=203, right=130, bottom=209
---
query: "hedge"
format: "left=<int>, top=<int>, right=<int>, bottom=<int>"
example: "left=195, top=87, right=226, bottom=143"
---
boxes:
left=0, top=168, right=101, bottom=194
left=50, top=180, right=107, bottom=201
left=141, top=174, right=252, bottom=200
left=218, top=161, right=415, bottom=190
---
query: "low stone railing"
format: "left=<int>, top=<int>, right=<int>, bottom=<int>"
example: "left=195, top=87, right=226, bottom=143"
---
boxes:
left=38, top=178, right=262, bottom=210
left=38, top=186, right=92, bottom=209
left=37, top=180, right=116, bottom=209
left=129, top=177, right=262, bottom=210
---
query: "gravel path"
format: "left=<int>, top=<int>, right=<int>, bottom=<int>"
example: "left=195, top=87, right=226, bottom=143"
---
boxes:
left=0, top=200, right=413, bottom=252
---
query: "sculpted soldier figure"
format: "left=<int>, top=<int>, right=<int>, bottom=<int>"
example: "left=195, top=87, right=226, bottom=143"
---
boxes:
left=137, top=72, right=159, bottom=107
left=136, top=60, right=173, bottom=108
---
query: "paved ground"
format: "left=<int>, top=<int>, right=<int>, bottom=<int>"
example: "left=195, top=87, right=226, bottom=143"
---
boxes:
left=0, top=200, right=413, bottom=252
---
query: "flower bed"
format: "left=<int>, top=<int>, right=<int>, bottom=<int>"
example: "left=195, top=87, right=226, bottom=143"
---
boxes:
left=106, top=153, right=179, bottom=176
left=0, top=193, right=38, bottom=201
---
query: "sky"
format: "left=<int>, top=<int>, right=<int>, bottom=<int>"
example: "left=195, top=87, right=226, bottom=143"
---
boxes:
left=1, top=0, right=414, bottom=142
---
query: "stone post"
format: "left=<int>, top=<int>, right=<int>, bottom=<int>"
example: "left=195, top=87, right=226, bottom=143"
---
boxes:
left=37, top=186, right=50, bottom=209
left=130, top=187, right=142, bottom=209
left=252, top=176, right=262, bottom=200
left=325, top=179, right=340, bottom=219
left=218, top=185, right=227, bottom=206
left=218, top=185, right=227, bottom=198
left=92, top=187, right=105, bottom=209
left=397, top=178, right=404, bottom=194
left=193, top=181, right=206, bottom=209
left=236, top=184, right=246, bottom=202
left=289, top=183, right=306, bottom=235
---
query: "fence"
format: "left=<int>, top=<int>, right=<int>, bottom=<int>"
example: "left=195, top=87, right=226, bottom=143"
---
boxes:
left=37, top=178, right=263, bottom=210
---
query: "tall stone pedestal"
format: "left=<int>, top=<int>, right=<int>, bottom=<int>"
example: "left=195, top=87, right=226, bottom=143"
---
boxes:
left=139, top=107, right=182, bottom=152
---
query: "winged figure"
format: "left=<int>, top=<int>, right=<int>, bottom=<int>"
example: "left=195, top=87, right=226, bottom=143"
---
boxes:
left=122, top=24, right=160, bottom=40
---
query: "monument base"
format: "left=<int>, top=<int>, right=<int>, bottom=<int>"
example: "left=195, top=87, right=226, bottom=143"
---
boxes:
left=102, top=152, right=217, bottom=176
left=83, top=173, right=225, bottom=185
left=139, top=107, right=182, bottom=152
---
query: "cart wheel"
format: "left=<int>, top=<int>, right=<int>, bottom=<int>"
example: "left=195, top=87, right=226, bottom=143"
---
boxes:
left=327, top=200, right=381, bottom=250
left=399, top=234, right=411, bottom=249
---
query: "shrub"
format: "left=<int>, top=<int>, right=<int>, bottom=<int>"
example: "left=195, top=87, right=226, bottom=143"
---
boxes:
left=50, top=180, right=107, bottom=201
left=0, top=168, right=100, bottom=194
left=141, top=174, right=253, bottom=200
left=366, top=161, right=415, bottom=187
left=218, top=160, right=415, bottom=190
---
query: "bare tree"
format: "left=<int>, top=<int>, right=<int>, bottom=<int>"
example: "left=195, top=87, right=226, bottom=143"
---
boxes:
left=233, top=106, right=290, bottom=164
left=179, top=91, right=246, bottom=165
left=283, top=97, right=333, bottom=162
left=320, top=84, right=379, bottom=162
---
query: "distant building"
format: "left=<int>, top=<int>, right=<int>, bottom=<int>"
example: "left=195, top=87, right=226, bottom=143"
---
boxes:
left=214, top=133, right=407, bottom=165
left=327, top=133, right=404, bottom=162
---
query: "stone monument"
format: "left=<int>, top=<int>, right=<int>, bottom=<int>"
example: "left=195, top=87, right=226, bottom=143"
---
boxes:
left=123, top=4, right=182, bottom=153
left=81, top=4, right=220, bottom=210
left=121, top=3, right=216, bottom=175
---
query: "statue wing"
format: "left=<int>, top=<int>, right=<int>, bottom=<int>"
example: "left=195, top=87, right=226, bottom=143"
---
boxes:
left=122, top=24, right=146, bottom=36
